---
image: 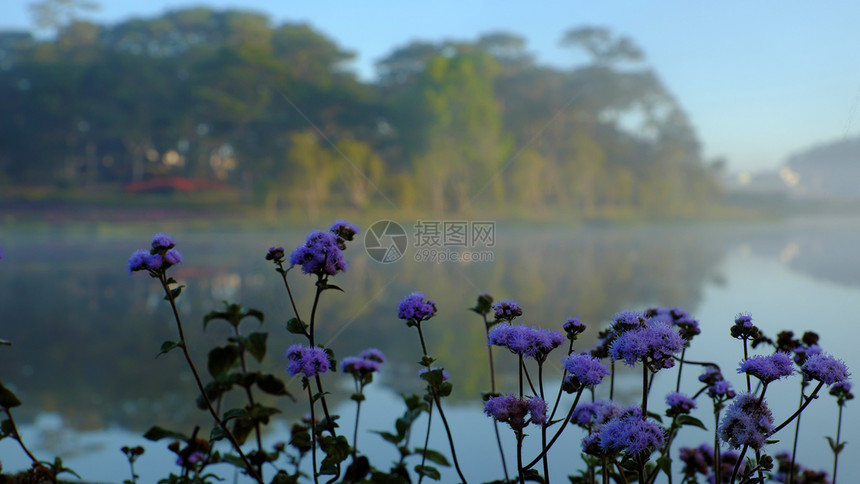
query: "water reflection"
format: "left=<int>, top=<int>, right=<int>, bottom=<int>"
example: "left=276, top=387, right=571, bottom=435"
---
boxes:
left=1, top=217, right=859, bottom=480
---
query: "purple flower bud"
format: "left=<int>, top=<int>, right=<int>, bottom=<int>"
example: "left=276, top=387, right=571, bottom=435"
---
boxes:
left=359, top=348, right=386, bottom=363
left=285, top=344, right=330, bottom=377
left=151, top=233, right=176, bottom=250
left=492, top=298, right=523, bottom=322
left=290, top=230, right=347, bottom=276
left=266, top=246, right=285, bottom=262
left=341, top=356, right=381, bottom=374
left=665, top=392, right=697, bottom=416
left=164, top=249, right=183, bottom=266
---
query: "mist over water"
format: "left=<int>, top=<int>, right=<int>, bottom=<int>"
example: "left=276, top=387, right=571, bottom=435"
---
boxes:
left=1, top=216, right=859, bottom=481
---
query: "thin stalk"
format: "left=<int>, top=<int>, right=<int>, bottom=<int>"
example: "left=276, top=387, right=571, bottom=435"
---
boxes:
left=159, top=276, right=261, bottom=483
left=516, top=430, right=525, bottom=484
left=609, top=360, right=615, bottom=400
left=714, top=409, right=722, bottom=484
left=538, top=362, right=549, bottom=484
left=308, top=385, right=320, bottom=484
left=676, top=347, right=686, bottom=392
left=277, top=263, right=308, bottom=338
left=433, top=392, right=468, bottom=483
left=416, top=322, right=429, bottom=356
left=788, top=387, right=805, bottom=484
left=519, top=355, right=524, bottom=398
left=772, top=381, right=824, bottom=434
left=348, top=380, right=363, bottom=483
left=743, top=339, right=751, bottom=392
left=548, top=339, right=575, bottom=423
left=483, top=314, right=509, bottom=483
left=642, top=365, right=649, bottom=416
left=522, top=362, right=538, bottom=397
left=832, top=403, right=844, bottom=483
left=2, top=408, right=41, bottom=466
left=234, top=325, right=264, bottom=477
left=729, top=443, right=749, bottom=484
left=524, top=389, right=585, bottom=469
left=417, top=399, right=434, bottom=484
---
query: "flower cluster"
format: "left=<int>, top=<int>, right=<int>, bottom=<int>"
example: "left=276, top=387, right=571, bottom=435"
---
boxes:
left=829, top=381, right=854, bottom=403
left=738, top=352, right=795, bottom=384
left=484, top=394, right=547, bottom=431
left=285, top=344, right=331, bottom=378
left=773, top=451, right=831, bottom=484
left=596, top=409, right=665, bottom=457
left=128, top=233, right=183, bottom=276
left=289, top=230, right=347, bottom=276
left=561, top=353, right=609, bottom=392
left=488, top=323, right=564, bottom=360
left=330, top=219, right=359, bottom=249
left=699, top=366, right=737, bottom=400
left=492, top=298, right=523, bottom=322
left=608, top=319, right=684, bottom=371
left=801, top=353, right=850, bottom=386
left=265, top=246, right=285, bottom=263
left=665, top=392, right=696, bottom=417
left=571, top=400, right=622, bottom=430
left=679, top=444, right=743, bottom=483
left=397, top=292, right=437, bottom=322
left=730, top=312, right=771, bottom=347
left=719, top=392, right=774, bottom=450
left=563, top=316, right=586, bottom=339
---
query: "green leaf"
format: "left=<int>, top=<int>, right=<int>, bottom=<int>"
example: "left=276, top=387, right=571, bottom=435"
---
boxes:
left=223, top=408, right=249, bottom=421
left=256, top=373, right=292, bottom=397
left=676, top=414, right=708, bottom=431
left=656, top=454, right=672, bottom=476
left=1, top=418, right=15, bottom=436
left=323, top=283, right=345, bottom=292
left=156, top=340, right=182, bottom=358
left=414, top=465, right=441, bottom=480
left=373, top=430, right=401, bottom=444
left=437, top=382, right=453, bottom=397
left=522, top=468, right=545, bottom=483
left=246, top=332, right=268, bottom=363
left=0, top=380, right=22, bottom=409
left=143, top=426, right=188, bottom=442
left=208, top=345, right=239, bottom=378
left=248, top=404, right=281, bottom=423
left=286, top=317, right=308, bottom=335
left=826, top=436, right=846, bottom=454
left=320, top=435, right=351, bottom=470
left=415, top=448, right=450, bottom=467
left=164, top=285, right=184, bottom=300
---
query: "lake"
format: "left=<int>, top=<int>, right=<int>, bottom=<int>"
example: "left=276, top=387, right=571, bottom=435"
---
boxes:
left=1, top=216, right=858, bottom=483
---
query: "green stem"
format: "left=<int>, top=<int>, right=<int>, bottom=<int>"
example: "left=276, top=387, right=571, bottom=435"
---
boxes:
left=675, top=347, right=686, bottom=392
left=642, top=364, right=649, bottom=416
left=433, top=392, right=468, bottom=483
left=516, top=430, right=525, bottom=484
left=524, top=389, right=585, bottom=469
left=308, top=384, right=320, bottom=484
left=483, top=315, right=509, bottom=483
left=729, top=443, right=749, bottom=484
left=417, top=398, right=434, bottom=484
left=159, top=276, right=262, bottom=483
left=788, top=387, right=805, bottom=484
left=833, top=403, right=844, bottom=483
left=772, top=381, right=824, bottom=434
left=2, top=408, right=41, bottom=466
left=234, top=325, right=264, bottom=477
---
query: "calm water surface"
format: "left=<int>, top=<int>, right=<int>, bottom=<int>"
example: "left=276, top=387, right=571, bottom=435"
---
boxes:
left=1, top=217, right=858, bottom=482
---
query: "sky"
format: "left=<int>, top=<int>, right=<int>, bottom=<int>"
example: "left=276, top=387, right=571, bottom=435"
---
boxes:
left=5, top=0, right=860, bottom=173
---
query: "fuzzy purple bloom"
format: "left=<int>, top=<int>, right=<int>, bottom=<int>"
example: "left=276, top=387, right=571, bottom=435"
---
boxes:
left=488, top=323, right=564, bottom=360
left=151, top=233, right=176, bottom=250
left=738, top=353, right=795, bottom=384
left=735, top=313, right=753, bottom=328
left=802, top=353, right=850, bottom=386
left=285, top=344, right=331, bottom=377
left=562, top=353, right=610, bottom=390
left=359, top=348, right=386, bottom=363
left=609, top=319, right=684, bottom=371
left=571, top=400, right=623, bottom=429
left=145, top=253, right=163, bottom=271
left=666, top=392, right=697, bottom=416
left=398, top=292, right=437, bottom=321
left=611, top=310, right=647, bottom=332
left=563, top=316, right=586, bottom=337
left=493, top=298, right=523, bottom=322
left=719, top=393, right=774, bottom=450
left=127, top=249, right=150, bottom=273
left=598, top=412, right=665, bottom=456
left=289, top=230, right=347, bottom=276
left=484, top=394, right=546, bottom=431
left=164, top=249, right=183, bottom=266
left=341, top=356, right=381, bottom=374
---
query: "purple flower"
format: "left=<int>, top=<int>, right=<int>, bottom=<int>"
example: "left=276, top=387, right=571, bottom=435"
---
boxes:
left=719, top=393, right=774, bottom=450
left=609, top=319, right=684, bottom=371
left=679, top=444, right=711, bottom=477
left=330, top=219, right=359, bottom=249
left=666, top=392, right=697, bottom=416
left=611, top=310, right=647, bottom=333
left=359, top=348, right=386, bottom=363
left=145, top=253, right=163, bottom=271
left=562, top=353, right=609, bottom=390
left=265, top=246, right=285, bottom=262
left=484, top=395, right=546, bottom=431
left=127, top=249, right=150, bottom=273
left=598, top=412, right=665, bottom=456
left=285, top=344, right=331, bottom=377
left=699, top=366, right=737, bottom=400
left=164, top=249, right=183, bottom=266
left=488, top=323, right=564, bottom=360
left=151, top=233, right=176, bottom=250
left=801, top=353, right=850, bottom=386
left=397, top=292, right=437, bottom=322
left=735, top=313, right=753, bottom=328
left=738, top=353, right=795, bottom=384
left=176, top=450, right=206, bottom=467
left=341, top=356, right=381, bottom=374
left=829, top=381, right=854, bottom=402
left=290, top=230, right=347, bottom=276
left=563, top=316, right=586, bottom=337
left=571, top=400, right=622, bottom=429
left=493, top=298, right=523, bottom=322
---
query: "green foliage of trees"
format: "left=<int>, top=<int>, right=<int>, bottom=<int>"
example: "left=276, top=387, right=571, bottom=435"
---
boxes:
left=0, top=10, right=720, bottom=217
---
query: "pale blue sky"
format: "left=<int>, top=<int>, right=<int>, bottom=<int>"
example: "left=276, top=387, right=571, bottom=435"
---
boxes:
left=5, top=1, right=860, bottom=172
